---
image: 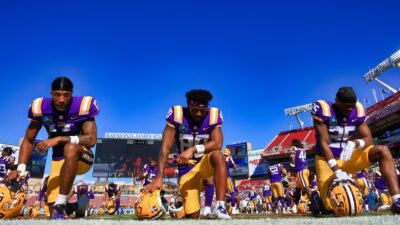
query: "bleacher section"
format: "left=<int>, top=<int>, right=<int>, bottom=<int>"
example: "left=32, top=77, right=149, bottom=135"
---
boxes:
left=264, top=126, right=315, bottom=155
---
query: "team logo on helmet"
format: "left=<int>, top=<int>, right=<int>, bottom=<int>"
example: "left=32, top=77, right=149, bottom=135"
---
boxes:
left=135, top=190, right=166, bottom=220
left=328, top=180, right=363, bottom=216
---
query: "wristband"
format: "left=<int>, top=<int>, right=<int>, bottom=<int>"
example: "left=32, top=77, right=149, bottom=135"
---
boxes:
left=327, top=159, right=337, bottom=169
left=356, top=139, right=365, bottom=149
left=70, top=135, right=80, bottom=144
left=17, top=163, right=27, bottom=174
left=195, top=144, right=205, bottom=154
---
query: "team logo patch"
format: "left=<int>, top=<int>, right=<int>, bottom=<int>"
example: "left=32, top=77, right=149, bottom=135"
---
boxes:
left=1, top=202, right=10, bottom=211
left=179, top=125, right=188, bottom=134
left=43, top=116, right=53, bottom=126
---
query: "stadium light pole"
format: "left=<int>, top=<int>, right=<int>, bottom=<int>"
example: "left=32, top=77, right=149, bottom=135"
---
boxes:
left=364, top=50, right=400, bottom=94
left=284, top=103, right=313, bottom=130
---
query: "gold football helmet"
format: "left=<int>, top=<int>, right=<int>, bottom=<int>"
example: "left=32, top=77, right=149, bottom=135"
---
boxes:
left=297, top=201, right=308, bottom=213
left=329, top=180, right=363, bottom=216
left=135, top=190, right=166, bottom=220
left=0, top=182, right=27, bottom=219
left=223, top=148, right=231, bottom=156
left=97, top=207, right=105, bottom=215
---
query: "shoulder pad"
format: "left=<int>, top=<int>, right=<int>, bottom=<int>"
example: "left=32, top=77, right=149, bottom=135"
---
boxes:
left=209, top=107, right=222, bottom=126
left=79, top=96, right=94, bottom=116
left=312, top=100, right=331, bottom=122
left=166, top=105, right=183, bottom=127
left=355, top=102, right=365, bottom=118
left=31, top=98, right=44, bottom=117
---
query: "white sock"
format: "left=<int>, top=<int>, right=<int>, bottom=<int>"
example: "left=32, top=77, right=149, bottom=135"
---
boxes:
left=216, top=201, right=226, bottom=209
left=392, top=194, right=400, bottom=202
left=203, top=206, right=211, bottom=214
left=54, top=194, right=68, bottom=206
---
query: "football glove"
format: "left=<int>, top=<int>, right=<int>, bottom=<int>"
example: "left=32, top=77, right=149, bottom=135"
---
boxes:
left=340, top=141, right=356, bottom=162
left=334, top=169, right=353, bottom=182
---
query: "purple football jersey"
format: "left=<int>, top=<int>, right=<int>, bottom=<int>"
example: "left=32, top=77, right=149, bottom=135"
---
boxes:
left=28, top=96, right=100, bottom=160
left=74, top=184, right=94, bottom=199
left=268, top=164, right=282, bottom=183
left=356, top=170, right=366, bottom=178
left=225, top=155, right=235, bottom=177
left=374, top=176, right=387, bottom=190
left=294, top=148, right=308, bottom=172
left=166, top=105, right=223, bottom=177
left=311, top=100, right=366, bottom=158
left=105, top=184, right=120, bottom=197
left=249, top=190, right=257, bottom=200
left=0, top=155, right=15, bottom=179
left=142, top=163, right=158, bottom=186
left=263, top=184, right=272, bottom=197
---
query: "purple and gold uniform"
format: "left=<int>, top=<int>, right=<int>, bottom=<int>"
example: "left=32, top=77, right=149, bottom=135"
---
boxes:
left=225, top=155, right=237, bottom=208
left=375, top=174, right=392, bottom=205
left=142, top=163, right=158, bottom=186
left=311, top=100, right=372, bottom=209
left=263, top=184, right=272, bottom=210
left=225, top=155, right=236, bottom=193
left=28, top=96, right=99, bottom=203
left=73, top=184, right=95, bottom=200
left=38, top=176, right=50, bottom=216
left=105, top=183, right=121, bottom=214
left=0, top=155, right=15, bottom=181
left=268, top=164, right=284, bottom=198
left=356, top=170, right=369, bottom=197
left=166, top=105, right=223, bottom=215
left=292, top=148, right=310, bottom=189
left=71, top=184, right=95, bottom=217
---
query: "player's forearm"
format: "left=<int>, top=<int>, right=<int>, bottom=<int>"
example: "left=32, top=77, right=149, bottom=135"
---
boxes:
left=320, top=143, right=339, bottom=171
left=18, top=138, right=34, bottom=165
left=57, top=135, right=97, bottom=148
left=203, top=140, right=223, bottom=154
left=156, top=147, right=170, bottom=178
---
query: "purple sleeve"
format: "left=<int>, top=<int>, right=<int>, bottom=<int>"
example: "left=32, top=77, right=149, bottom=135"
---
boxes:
left=166, top=106, right=180, bottom=127
left=88, top=190, right=95, bottom=199
left=28, top=104, right=43, bottom=123
left=311, top=101, right=330, bottom=122
left=88, top=98, right=100, bottom=118
left=38, top=185, right=46, bottom=201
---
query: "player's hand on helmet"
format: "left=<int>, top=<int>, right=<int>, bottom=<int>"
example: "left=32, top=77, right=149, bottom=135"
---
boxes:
left=6, top=169, right=20, bottom=181
left=334, top=169, right=353, bottom=182
left=142, top=177, right=163, bottom=194
left=177, top=147, right=196, bottom=165
left=340, top=141, right=356, bottom=162
left=36, top=137, right=61, bottom=152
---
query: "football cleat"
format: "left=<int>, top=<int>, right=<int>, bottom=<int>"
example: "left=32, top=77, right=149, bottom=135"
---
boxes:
left=391, top=198, right=400, bottom=214
left=214, top=206, right=231, bottom=219
left=52, top=204, right=68, bottom=220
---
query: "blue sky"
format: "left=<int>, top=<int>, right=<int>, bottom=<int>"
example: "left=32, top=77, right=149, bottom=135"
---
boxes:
left=1, top=0, right=400, bottom=181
